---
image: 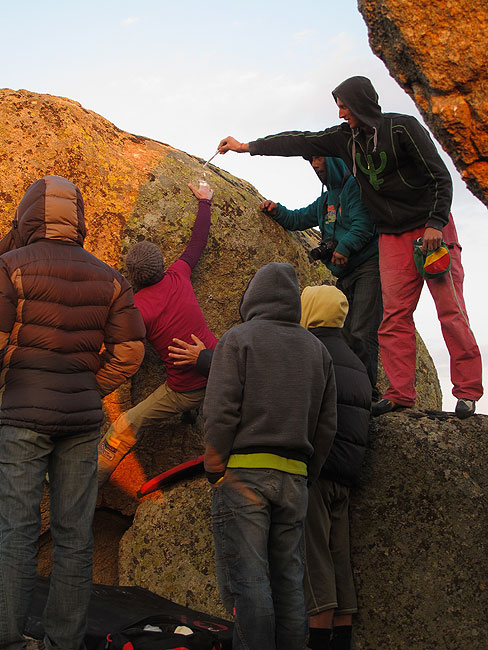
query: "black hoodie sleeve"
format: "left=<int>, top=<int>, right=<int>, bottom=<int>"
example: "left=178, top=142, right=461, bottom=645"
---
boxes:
left=249, top=126, right=347, bottom=160
left=195, top=348, right=214, bottom=378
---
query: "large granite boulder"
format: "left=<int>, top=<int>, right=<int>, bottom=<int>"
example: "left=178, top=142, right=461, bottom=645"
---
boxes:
left=0, top=88, right=442, bottom=581
left=119, top=411, right=488, bottom=649
left=358, top=0, right=488, bottom=209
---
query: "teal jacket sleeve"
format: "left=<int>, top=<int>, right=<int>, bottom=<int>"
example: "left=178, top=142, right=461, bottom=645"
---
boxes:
left=334, top=178, right=376, bottom=258
left=272, top=195, right=324, bottom=231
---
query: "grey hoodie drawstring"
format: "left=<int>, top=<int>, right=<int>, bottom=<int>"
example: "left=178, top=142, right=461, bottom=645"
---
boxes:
left=351, top=126, right=378, bottom=177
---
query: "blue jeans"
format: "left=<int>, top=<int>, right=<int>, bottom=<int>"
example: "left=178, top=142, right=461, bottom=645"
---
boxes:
left=211, top=468, right=308, bottom=650
left=0, top=425, right=99, bottom=650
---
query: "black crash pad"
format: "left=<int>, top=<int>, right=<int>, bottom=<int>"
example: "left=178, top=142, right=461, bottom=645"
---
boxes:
left=26, top=577, right=233, bottom=649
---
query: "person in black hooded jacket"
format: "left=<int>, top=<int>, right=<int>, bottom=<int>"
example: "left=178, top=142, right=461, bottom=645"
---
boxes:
left=300, top=285, right=371, bottom=650
left=216, top=75, right=483, bottom=420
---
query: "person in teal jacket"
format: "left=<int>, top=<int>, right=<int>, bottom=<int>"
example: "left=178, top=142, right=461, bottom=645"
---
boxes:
left=261, top=155, right=381, bottom=400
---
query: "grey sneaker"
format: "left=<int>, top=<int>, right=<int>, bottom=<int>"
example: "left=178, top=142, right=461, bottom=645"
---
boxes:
left=455, top=399, right=476, bottom=419
left=371, top=398, right=405, bottom=417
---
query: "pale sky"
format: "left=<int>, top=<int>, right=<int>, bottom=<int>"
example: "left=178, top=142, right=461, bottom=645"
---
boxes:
left=2, top=0, right=487, bottom=412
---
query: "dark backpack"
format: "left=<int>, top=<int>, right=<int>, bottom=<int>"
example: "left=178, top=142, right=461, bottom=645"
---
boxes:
left=99, top=615, right=224, bottom=650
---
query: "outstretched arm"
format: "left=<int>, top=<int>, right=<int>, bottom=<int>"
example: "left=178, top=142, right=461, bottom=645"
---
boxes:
left=262, top=196, right=322, bottom=231
left=179, top=182, right=214, bottom=271
left=219, top=128, right=344, bottom=160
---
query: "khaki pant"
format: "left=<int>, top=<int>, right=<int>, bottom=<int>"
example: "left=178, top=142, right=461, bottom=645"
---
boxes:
left=98, top=382, right=205, bottom=486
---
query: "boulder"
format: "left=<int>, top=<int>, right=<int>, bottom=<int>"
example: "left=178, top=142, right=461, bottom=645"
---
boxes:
left=119, top=411, right=488, bottom=649
left=0, top=88, right=441, bottom=575
left=118, top=478, right=228, bottom=619
left=358, top=0, right=488, bottom=209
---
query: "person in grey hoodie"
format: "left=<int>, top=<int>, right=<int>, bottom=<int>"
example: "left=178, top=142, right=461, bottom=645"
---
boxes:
left=203, top=262, right=337, bottom=650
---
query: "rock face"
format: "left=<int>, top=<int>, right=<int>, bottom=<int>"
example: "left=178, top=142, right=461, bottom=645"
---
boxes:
left=350, top=411, right=488, bottom=649
left=0, top=89, right=444, bottom=600
left=0, top=86, right=440, bottom=515
left=358, top=0, right=488, bottom=209
left=120, top=412, right=488, bottom=649
left=119, top=478, right=228, bottom=619
left=0, top=87, right=324, bottom=507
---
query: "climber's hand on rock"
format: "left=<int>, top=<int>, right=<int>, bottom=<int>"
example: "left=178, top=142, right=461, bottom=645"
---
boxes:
left=189, top=182, right=214, bottom=201
left=260, top=200, right=278, bottom=216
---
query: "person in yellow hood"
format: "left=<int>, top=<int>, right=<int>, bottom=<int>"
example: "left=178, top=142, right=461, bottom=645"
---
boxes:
left=301, top=285, right=371, bottom=650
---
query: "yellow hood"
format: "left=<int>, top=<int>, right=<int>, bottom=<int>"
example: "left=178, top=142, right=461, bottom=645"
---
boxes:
left=300, top=285, right=349, bottom=329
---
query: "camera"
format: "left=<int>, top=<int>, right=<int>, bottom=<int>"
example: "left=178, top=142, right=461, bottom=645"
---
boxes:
left=310, top=238, right=337, bottom=262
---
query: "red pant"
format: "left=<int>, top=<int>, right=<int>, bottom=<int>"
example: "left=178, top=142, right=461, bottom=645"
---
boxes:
left=378, top=216, right=483, bottom=406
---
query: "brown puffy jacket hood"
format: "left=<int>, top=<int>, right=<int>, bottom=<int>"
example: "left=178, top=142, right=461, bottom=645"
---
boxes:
left=14, top=175, right=86, bottom=247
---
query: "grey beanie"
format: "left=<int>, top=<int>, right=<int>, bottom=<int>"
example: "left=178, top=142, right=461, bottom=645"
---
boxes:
left=126, top=241, right=165, bottom=288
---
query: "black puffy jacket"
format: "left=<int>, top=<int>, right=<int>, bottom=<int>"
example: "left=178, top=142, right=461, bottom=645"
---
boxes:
left=309, top=327, right=371, bottom=487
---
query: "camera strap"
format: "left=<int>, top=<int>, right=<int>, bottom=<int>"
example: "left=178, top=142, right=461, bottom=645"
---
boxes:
left=325, top=170, right=351, bottom=238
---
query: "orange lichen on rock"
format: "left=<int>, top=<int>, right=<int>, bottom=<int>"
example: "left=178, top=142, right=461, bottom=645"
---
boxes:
left=358, top=0, right=488, bottom=209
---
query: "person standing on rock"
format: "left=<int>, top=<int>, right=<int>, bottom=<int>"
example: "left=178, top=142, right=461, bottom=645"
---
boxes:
left=203, top=262, right=337, bottom=650
left=97, top=181, right=218, bottom=487
left=300, top=285, right=371, bottom=650
left=217, top=75, right=483, bottom=419
left=0, top=175, right=146, bottom=650
left=260, top=155, right=381, bottom=401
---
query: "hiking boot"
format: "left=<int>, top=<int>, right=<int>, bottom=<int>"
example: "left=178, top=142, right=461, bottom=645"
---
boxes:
left=455, top=399, right=476, bottom=419
left=98, top=436, right=127, bottom=488
left=180, top=408, right=199, bottom=425
left=371, top=399, right=405, bottom=417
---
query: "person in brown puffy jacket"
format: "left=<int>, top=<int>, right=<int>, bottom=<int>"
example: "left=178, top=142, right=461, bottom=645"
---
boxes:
left=0, top=176, right=146, bottom=650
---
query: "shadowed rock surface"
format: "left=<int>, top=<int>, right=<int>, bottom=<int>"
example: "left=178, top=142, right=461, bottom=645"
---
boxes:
left=119, top=412, right=488, bottom=649
left=358, top=0, right=488, bottom=209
